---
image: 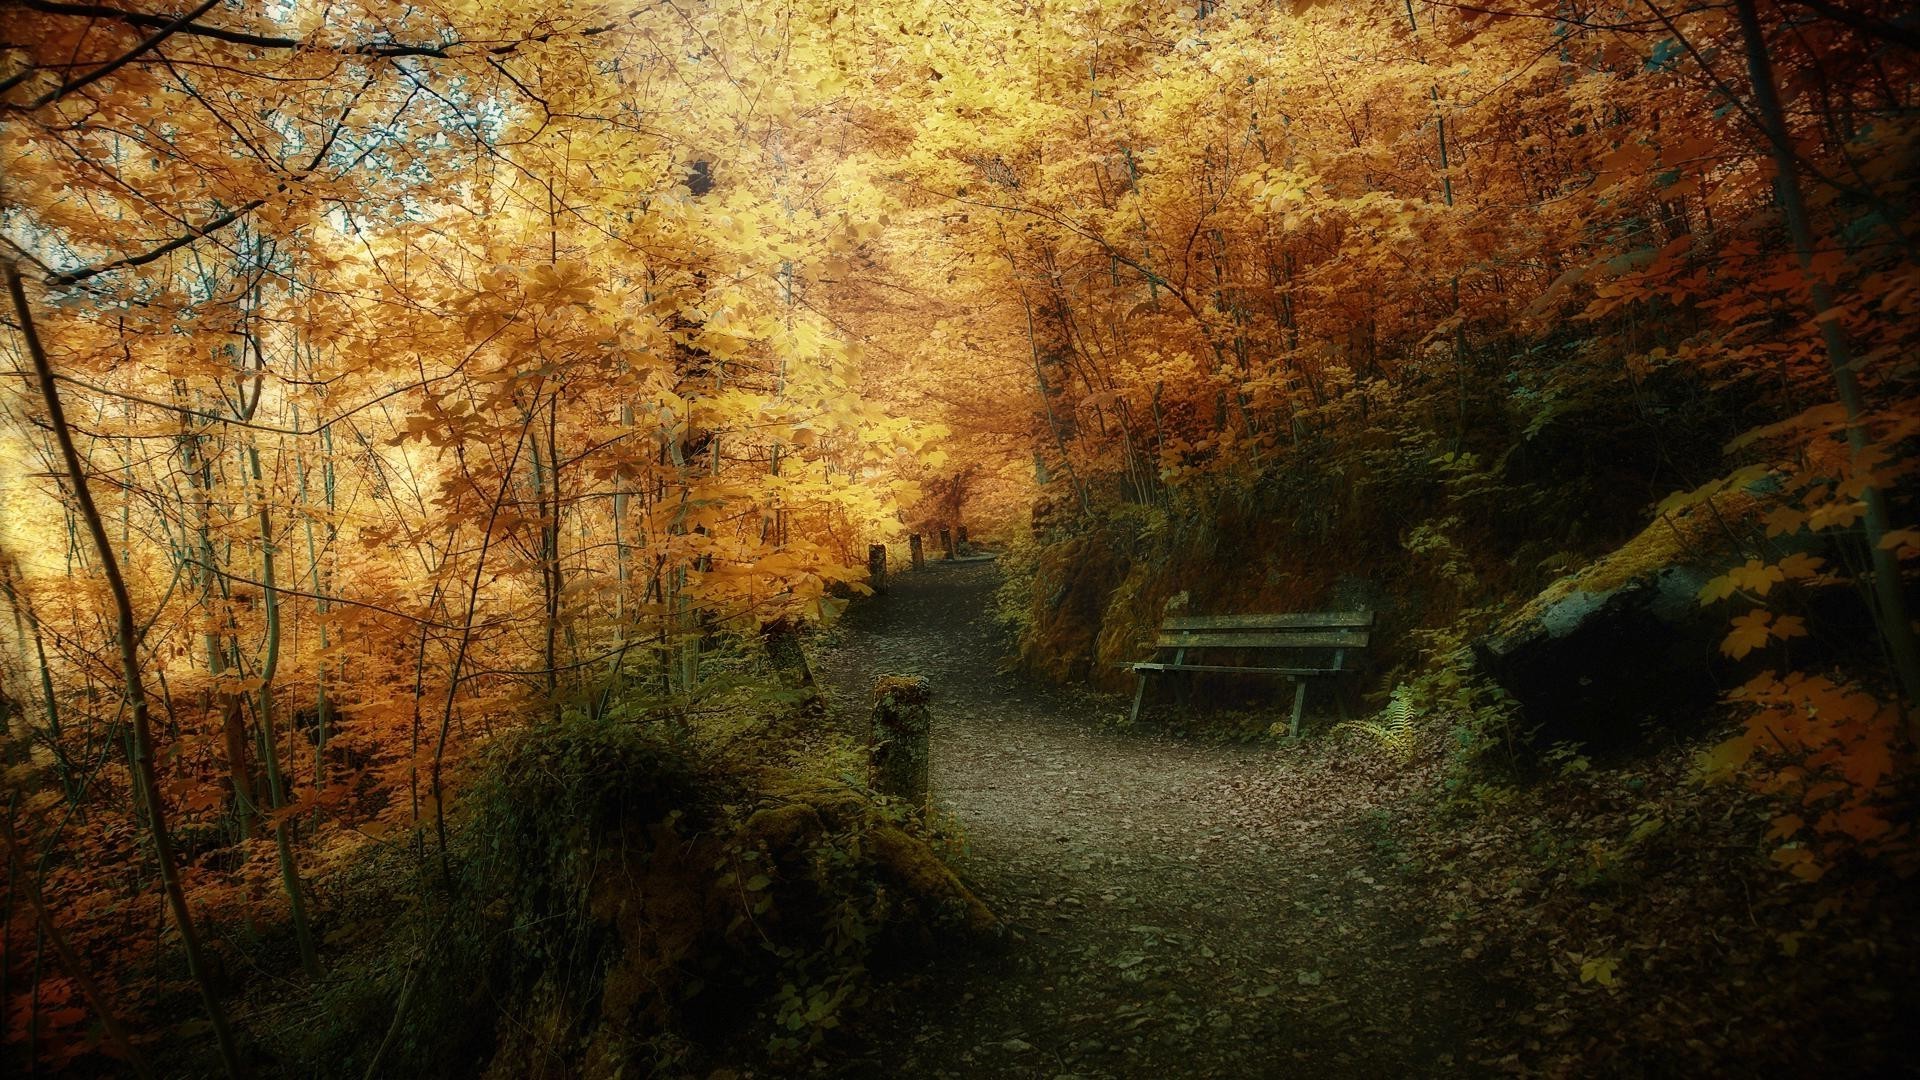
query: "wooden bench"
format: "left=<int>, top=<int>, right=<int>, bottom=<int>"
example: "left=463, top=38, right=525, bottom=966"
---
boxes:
left=1127, top=611, right=1374, bottom=735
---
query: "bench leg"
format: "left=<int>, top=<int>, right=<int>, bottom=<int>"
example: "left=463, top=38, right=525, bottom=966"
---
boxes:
left=1335, top=678, right=1353, bottom=724
left=1171, top=647, right=1190, bottom=710
left=1288, top=679, right=1308, bottom=738
left=1129, top=671, right=1150, bottom=725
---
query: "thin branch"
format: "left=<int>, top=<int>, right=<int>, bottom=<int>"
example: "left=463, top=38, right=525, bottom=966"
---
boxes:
left=1788, top=0, right=1920, bottom=53
left=15, top=0, right=446, bottom=55
left=180, top=558, right=480, bottom=631
left=15, top=0, right=670, bottom=63
left=48, top=199, right=265, bottom=286
left=23, top=0, right=224, bottom=109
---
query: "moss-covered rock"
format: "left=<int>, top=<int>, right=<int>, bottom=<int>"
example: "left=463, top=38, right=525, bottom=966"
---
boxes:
left=1472, top=482, right=1846, bottom=752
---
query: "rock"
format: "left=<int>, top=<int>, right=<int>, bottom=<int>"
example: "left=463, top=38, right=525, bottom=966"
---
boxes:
left=1473, top=486, right=1828, bottom=752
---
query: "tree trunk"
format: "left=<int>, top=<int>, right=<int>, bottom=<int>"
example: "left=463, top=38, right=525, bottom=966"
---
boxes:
left=8, top=263, right=243, bottom=1077
left=246, top=440, right=320, bottom=978
left=1734, top=0, right=1920, bottom=727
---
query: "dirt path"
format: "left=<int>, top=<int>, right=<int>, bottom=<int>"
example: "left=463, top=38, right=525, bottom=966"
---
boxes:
left=812, top=558, right=1488, bottom=1079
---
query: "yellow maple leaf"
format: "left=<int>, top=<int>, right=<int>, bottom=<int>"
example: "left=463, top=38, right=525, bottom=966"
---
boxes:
left=1698, top=735, right=1754, bottom=781
left=1771, top=846, right=1826, bottom=881
left=1807, top=500, right=1866, bottom=531
left=1879, top=528, right=1920, bottom=557
left=1763, top=506, right=1807, bottom=537
left=1721, top=610, right=1772, bottom=659
left=1727, top=559, right=1785, bottom=596
left=1775, top=553, right=1824, bottom=579
left=1697, top=574, right=1736, bottom=605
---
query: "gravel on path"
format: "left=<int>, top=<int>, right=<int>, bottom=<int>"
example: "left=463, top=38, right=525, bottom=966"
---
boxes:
left=811, top=558, right=1487, bottom=1079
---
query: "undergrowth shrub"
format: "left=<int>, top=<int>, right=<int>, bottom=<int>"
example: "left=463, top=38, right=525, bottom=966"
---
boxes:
left=1334, top=683, right=1419, bottom=759
left=283, top=704, right=992, bottom=1078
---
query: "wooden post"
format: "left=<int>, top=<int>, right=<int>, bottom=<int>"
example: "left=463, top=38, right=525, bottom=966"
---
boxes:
left=909, top=533, right=924, bottom=570
left=940, top=527, right=954, bottom=560
left=868, top=543, right=887, bottom=593
left=870, top=675, right=931, bottom=807
left=760, top=616, right=814, bottom=690
left=955, top=525, right=970, bottom=555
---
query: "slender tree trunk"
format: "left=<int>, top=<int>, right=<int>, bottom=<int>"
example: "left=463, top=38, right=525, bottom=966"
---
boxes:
left=1733, top=0, right=1920, bottom=727
left=545, top=394, right=566, bottom=710
left=178, top=405, right=256, bottom=834
left=8, top=263, right=243, bottom=1077
left=1008, top=259, right=1091, bottom=515
left=527, top=394, right=562, bottom=717
left=297, top=432, right=333, bottom=806
left=435, top=417, right=534, bottom=885
left=246, top=441, right=320, bottom=977
left=1, top=558, right=70, bottom=798
left=610, top=401, right=634, bottom=702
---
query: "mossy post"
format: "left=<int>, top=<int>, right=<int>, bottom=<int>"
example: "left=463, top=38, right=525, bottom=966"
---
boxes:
left=868, top=543, right=887, bottom=594
left=909, top=533, right=924, bottom=570
left=870, top=675, right=931, bottom=808
left=760, top=616, right=814, bottom=690
left=955, top=525, right=970, bottom=555
left=940, top=527, right=954, bottom=560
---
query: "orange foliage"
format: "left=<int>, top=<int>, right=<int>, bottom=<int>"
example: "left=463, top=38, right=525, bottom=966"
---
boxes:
left=1, top=0, right=1916, bottom=1069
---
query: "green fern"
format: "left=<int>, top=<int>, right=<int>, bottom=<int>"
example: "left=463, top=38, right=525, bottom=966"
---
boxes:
left=1336, top=684, right=1418, bottom=756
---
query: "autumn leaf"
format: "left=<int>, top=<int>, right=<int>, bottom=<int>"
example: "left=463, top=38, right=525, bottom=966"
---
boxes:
left=1762, top=507, right=1807, bottom=537
left=1774, top=553, right=1824, bottom=580
left=1721, top=610, right=1773, bottom=659
left=1727, top=560, right=1786, bottom=597
left=1766, top=814, right=1804, bottom=841
left=1697, top=574, right=1737, bottom=605
left=1578, top=955, right=1619, bottom=987
left=1807, top=500, right=1866, bottom=531
left=1698, top=734, right=1754, bottom=781
left=1770, top=846, right=1826, bottom=882
left=1822, top=806, right=1891, bottom=842
left=1879, top=528, right=1920, bottom=558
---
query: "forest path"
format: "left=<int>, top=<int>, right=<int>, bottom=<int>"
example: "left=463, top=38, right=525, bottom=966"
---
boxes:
left=811, top=558, right=1485, bottom=1079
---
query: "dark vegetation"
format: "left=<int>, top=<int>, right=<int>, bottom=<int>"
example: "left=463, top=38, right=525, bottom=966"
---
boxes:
left=233, top=703, right=993, bottom=1078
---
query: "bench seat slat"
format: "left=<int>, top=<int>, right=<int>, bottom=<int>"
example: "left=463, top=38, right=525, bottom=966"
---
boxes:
left=1155, top=630, right=1370, bottom=650
left=1130, top=609, right=1373, bottom=730
left=1131, top=662, right=1342, bottom=675
left=1161, top=611, right=1373, bottom=631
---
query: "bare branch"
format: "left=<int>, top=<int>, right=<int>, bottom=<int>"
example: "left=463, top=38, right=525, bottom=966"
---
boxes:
left=23, top=0, right=224, bottom=109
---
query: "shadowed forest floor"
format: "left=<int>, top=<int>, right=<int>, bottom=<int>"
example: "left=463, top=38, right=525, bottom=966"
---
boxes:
left=811, top=559, right=1494, bottom=1078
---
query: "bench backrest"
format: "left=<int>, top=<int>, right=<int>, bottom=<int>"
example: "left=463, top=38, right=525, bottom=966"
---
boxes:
left=1156, top=611, right=1373, bottom=654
